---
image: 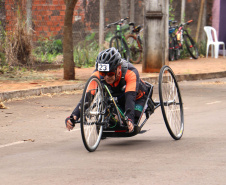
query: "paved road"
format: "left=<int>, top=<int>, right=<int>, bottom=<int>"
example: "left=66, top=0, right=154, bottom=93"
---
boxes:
left=0, top=78, right=226, bottom=185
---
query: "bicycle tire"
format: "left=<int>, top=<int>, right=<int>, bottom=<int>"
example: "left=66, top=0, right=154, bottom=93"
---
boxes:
left=125, top=34, right=142, bottom=64
left=109, top=35, right=130, bottom=61
left=183, top=34, right=199, bottom=59
left=159, top=65, right=184, bottom=140
left=80, top=76, right=104, bottom=152
left=169, top=36, right=175, bottom=61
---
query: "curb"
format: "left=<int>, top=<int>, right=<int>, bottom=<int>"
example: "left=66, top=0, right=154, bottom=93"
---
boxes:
left=1, top=71, right=226, bottom=102
left=0, top=83, right=85, bottom=102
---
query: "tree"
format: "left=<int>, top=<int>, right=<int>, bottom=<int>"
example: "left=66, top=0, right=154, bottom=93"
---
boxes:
left=63, top=0, right=78, bottom=80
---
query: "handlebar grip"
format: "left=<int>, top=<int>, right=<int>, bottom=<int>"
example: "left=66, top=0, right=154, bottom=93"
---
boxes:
left=70, top=115, right=76, bottom=126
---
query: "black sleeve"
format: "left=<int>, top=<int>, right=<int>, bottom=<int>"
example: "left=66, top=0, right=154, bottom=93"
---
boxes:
left=125, top=91, right=136, bottom=124
left=71, top=99, right=81, bottom=120
left=71, top=91, right=94, bottom=120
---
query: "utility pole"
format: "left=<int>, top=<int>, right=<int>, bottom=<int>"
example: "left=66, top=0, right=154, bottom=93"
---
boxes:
left=99, top=0, right=104, bottom=50
left=143, top=0, right=169, bottom=73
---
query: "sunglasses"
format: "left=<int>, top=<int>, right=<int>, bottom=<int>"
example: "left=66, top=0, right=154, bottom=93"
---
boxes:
left=99, top=71, right=116, bottom=77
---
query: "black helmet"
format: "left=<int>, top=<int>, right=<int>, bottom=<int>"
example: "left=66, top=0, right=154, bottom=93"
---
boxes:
left=96, top=47, right=122, bottom=72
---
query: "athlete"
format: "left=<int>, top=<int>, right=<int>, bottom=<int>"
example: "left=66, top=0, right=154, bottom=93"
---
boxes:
left=65, top=47, right=149, bottom=133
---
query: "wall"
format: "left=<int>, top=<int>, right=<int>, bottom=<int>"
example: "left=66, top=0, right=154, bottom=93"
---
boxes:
left=3, top=0, right=144, bottom=43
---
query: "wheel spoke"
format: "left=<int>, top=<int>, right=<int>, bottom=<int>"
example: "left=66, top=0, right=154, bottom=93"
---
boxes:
left=81, top=77, right=104, bottom=152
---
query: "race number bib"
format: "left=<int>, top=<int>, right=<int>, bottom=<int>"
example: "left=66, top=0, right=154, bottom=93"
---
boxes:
left=98, top=63, right=110, bottom=72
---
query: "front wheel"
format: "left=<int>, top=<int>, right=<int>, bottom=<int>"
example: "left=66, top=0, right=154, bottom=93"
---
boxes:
left=183, top=34, right=199, bottom=59
left=110, top=35, right=130, bottom=61
left=80, top=76, right=104, bottom=152
left=125, top=34, right=142, bottom=64
left=159, top=66, right=184, bottom=140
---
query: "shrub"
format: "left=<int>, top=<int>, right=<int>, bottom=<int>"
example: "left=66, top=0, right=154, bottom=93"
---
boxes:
left=4, top=15, right=32, bottom=66
left=33, top=38, right=63, bottom=63
left=74, top=33, right=99, bottom=68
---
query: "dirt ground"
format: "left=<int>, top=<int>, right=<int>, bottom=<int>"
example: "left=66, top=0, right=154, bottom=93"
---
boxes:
left=0, top=57, right=226, bottom=93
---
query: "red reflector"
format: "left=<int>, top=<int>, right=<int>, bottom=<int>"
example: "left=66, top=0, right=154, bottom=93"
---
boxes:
left=115, top=130, right=127, bottom=133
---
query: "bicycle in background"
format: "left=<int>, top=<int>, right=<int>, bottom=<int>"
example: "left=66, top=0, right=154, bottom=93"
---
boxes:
left=169, top=20, right=177, bottom=61
left=172, top=20, right=199, bottom=60
left=106, top=17, right=130, bottom=61
left=125, top=22, right=143, bottom=64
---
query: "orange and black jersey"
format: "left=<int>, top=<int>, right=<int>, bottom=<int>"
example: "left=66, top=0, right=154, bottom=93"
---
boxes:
left=72, top=60, right=148, bottom=124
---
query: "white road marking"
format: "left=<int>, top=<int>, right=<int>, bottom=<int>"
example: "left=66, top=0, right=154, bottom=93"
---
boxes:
left=0, top=141, right=25, bottom=149
left=206, top=101, right=221, bottom=105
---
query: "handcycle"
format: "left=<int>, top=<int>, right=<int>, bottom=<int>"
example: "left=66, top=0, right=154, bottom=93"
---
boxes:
left=125, top=22, right=143, bottom=64
left=171, top=20, right=199, bottom=60
left=74, top=65, right=184, bottom=152
left=106, top=17, right=130, bottom=61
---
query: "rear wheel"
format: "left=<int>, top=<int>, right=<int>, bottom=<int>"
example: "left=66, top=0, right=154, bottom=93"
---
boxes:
left=159, top=66, right=184, bottom=140
left=80, top=76, right=104, bottom=152
left=183, top=34, right=199, bottom=59
left=110, top=36, right=130, bottom=61
left=125, top=34, right=142, bottom=64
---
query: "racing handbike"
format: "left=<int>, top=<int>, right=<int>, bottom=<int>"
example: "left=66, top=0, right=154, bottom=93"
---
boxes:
left=74, top=65, right=184, bottom=152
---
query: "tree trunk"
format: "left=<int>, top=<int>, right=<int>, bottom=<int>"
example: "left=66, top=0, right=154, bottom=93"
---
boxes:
left=181, top=0, right=185, bottom=23
left=26, top=0, right=32, bottom=34
left=63, top=0, right=78, bottom=80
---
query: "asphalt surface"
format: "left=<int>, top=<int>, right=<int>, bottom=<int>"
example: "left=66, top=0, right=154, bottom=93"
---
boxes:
left=0, top=78, right=226, bottom=184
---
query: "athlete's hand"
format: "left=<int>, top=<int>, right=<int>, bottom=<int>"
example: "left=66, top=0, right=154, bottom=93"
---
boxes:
left=66, top=115, right=77, bottom=131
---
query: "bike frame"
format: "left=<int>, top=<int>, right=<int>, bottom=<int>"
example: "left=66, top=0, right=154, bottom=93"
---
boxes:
left=174, top=20, right=193, bottom=49
left=129, top=23, right=143, bottom=47
left=115, top=24, right=128, bottom=53
left=175, top=26, right=184, bottom=47
left=100, top=81, right=159, bottom=133
left=106, top=18, right=130, bottom=56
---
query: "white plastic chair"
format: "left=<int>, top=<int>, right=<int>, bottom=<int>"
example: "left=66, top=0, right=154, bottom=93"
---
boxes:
left=204, top=26, right=225, bottom=58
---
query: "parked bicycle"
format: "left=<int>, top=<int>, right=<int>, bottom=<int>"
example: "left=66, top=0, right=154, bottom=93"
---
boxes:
left=106, top=17, right=130, bottom=61
left=125, top=22, right=143, bottom=64
left=169, top=20, right=177, bottom=61
left=170, top=20, right=199, bottom=60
